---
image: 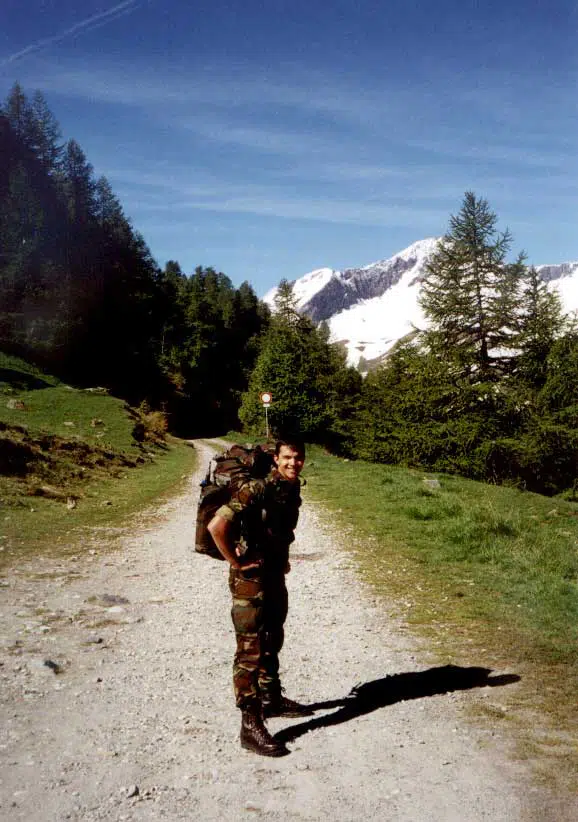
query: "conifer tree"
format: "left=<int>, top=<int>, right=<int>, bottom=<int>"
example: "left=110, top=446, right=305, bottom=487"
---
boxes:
left=516, top=266, right=566, bottom=386
left=3, top=83, right=34, bottom=145
left=540, top=331, right=578, bottom=418
left=274, top=278, right=301, bottom=325
left=29, top=91, right=63, bottom=173
left=420, top=192, right=526, bottom=381
left=58, top=139, right=95, bottom=224
left=240, top=280, right=359, bottom=443
left=94, top=176, right=130, bottom=238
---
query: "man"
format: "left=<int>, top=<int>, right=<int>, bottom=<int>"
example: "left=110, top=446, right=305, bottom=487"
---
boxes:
left=208, top=437, right=313, bottom=757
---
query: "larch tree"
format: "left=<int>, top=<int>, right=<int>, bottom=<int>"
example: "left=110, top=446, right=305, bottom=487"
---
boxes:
left=420, top=191, right=526, bottom=382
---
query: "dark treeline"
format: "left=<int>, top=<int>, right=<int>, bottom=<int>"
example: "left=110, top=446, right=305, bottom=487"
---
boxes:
left=0, top=84, right=269, bottom=434
left=2, top=85, right=577, bottom=494
left=156, top=261, right=270, bottom=433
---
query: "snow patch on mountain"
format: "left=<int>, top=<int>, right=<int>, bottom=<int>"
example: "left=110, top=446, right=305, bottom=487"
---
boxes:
left=292, top=267, right=337, bottom=305
left=329, top=263, right=428, bottom=366
left=536, top=262, right=578, bottom=318
left=264, top=242, right=578, bottom=368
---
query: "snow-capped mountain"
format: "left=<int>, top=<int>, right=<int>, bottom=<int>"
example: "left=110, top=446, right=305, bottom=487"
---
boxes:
left=264, top=240, right=578, bottom=368
left=535, top=262, right=578, bottom=319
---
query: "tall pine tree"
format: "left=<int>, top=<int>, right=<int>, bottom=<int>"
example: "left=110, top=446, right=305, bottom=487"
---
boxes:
left=420, top=191, right=526, bottom=381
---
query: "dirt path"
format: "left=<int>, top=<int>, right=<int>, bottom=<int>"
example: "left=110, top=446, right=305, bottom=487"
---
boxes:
left=0, top=440, right=574, bottom=821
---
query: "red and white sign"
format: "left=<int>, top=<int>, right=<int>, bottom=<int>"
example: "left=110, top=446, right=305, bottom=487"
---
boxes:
left=260, top=392, right=272, bottom=406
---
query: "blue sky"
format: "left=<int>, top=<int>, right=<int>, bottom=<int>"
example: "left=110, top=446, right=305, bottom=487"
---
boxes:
left=1, top=0, right=576, bottom=294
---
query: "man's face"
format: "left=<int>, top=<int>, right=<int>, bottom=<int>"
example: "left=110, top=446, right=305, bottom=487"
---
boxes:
left=274, top=445, right=305, bottom=483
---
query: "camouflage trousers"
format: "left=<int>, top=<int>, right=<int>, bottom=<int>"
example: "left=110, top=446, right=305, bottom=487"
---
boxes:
left=228, top=562, right=288, bottom=709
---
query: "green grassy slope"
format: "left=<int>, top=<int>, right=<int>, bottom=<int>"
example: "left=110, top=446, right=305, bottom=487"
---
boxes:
left=304, top=447, right=578, bottom=664
left=303, top=445, right=578, bottom=788
left=0, top=352, right=196, bottom=567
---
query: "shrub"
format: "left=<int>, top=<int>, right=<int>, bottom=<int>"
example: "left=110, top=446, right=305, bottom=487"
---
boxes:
left=132, top=402, right=168, bottom=443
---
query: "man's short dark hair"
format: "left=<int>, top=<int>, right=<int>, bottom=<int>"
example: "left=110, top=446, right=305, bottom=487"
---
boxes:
left=275, top=436, right=305, bottom=459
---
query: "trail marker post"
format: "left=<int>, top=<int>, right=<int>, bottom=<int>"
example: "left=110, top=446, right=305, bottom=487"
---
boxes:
left=260, top=392, right=272, bottom=439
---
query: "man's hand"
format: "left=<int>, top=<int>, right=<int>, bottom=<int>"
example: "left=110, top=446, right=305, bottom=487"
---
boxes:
left=208, top=514, right=262, bottom=571
left=233, top=557, right=262, bottom=571
left=233, top=545, right=262, bottom=571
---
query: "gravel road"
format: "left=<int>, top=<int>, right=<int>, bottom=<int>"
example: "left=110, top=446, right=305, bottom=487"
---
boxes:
left=0, top=439, right=574, bottom=821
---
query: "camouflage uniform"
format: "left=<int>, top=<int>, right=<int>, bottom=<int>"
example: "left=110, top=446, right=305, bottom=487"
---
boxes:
left=216, top=469, right=301, bottom=709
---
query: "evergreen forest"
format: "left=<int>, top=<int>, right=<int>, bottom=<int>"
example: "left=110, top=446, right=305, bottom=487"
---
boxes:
left=1, top=85, right=577, bottom=495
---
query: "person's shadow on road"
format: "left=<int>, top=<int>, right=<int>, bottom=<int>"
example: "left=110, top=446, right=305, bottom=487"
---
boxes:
left=274, top=665, right=520, bottom=745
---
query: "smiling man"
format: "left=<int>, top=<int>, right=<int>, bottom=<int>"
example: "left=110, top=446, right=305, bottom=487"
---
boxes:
left=208, top=437, right=313, bottom=757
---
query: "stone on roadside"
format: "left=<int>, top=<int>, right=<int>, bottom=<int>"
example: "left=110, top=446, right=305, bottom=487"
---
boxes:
left=31, top=485, right=67, bottom=500
left=28, top=658, right=62, bottom=676
left=123, top=785, right=139, bottom=798
left=83, top=633, right=104, bottom=645
left=422, top=478, right=441, bottom=490
left=93, top=594, right=130, bottom=606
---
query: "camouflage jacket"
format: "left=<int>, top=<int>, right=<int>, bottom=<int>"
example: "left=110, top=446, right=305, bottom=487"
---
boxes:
left=216, top=468, right=301, bottom=557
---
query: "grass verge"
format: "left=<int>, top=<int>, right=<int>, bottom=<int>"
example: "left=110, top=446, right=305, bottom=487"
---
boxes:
left=0, top=351, right=197, bottom=569
left=303, top=445, right=578, bottom=793
left=0, top=435, right=196, bottom=570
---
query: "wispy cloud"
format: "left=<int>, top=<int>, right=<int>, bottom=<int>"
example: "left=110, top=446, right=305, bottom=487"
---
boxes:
left=100, top=152, right=577, bottom=241
left=100, top=165, right=446, bottom=229
left=7, top=51, right=574, bottom=255
left=15, top=61, right=410, bottom=127
left=181, top=118, right=354, bottom=159
left=0, top=1, right=142, bottom=67
left=406, top=136, right=574, bottom=172
left=135, top=191, right=444, bottom=230
left=19, top=61, right=575, bottom=174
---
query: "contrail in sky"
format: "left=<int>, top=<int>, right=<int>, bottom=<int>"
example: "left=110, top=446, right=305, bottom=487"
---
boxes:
left=0, top=1, right=142, bottom=67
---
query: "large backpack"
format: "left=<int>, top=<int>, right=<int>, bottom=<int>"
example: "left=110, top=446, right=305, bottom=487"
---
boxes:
left=194, top=444, right=275, bottom=559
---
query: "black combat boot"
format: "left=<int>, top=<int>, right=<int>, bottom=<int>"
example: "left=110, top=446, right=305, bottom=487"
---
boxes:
left=240, top=706, right=289, bottom=757
left=261, top=688, right=315, bottom=718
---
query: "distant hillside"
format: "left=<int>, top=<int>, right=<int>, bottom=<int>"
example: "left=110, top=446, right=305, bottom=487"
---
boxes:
left=0, top=351, right=167, bottom=507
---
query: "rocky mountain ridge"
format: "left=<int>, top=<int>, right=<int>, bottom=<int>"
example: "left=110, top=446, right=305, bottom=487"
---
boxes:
left=264, top=240, right=578, bottom=367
